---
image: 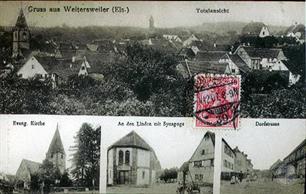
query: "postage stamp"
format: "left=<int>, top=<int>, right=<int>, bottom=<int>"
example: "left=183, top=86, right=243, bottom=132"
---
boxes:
left=194, top=74, right=241, bottom=129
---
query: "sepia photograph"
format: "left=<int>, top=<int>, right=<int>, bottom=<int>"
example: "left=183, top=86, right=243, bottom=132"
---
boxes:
left=100, top=120, right=216, bottom=194
left=0, top=1, right=305, bottom=118
left=218, top=120, right=305, bottom=194
left=0, top=116, right=101, bottom=194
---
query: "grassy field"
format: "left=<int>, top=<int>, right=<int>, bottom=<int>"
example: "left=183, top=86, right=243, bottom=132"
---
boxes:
left=220, top=179, right=305, bottom=194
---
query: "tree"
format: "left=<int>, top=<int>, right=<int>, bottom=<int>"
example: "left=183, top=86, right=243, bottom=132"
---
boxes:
left=159, top=167, right=179, bottom=183
left=111, top=43, right=178, bottom=101
left=29, top=173, right=40, bottom=192
left=70, top=123, right=101, bottom=188
left=38, top=159, right=61, bottom=193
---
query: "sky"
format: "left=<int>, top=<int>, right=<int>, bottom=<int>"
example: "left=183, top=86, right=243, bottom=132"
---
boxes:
left=0, top=1, right=304, bottom=28
left=0, top=115, right=305, bottom=176
left=221, top=119, right=306, bottom=170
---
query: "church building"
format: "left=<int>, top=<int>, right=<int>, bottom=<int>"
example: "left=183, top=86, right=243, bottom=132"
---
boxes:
left=107, top=131, right=161, bottom=186
left=15, top=126, right=66, bottom=189
left=45, top=126, right=66, bottom=174
left=12, top=8, right=30, bottom=58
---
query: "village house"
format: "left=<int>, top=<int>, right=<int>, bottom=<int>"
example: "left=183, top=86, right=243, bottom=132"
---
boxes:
left=107, top=131, right=161, bottom=186
left=183, top=34, right=200, bottom=47
left=270, top=139, right=305, bottom=180
left=234, top=45, right=300, bottom=85
left=221, top=138, right=236, bottom=180
left=176, top=51, right=230, bottom=78
left=270, top=159, right=286, bottom=177
left=285, top=23, right=305, bottom=43
left=163, top=34, right=183, bottom=43
left=219, top=53, right=251, bottom=75
left=178, top=131, right=215, bottom=185
left=233, top=147, right=250, bottom=175
left=178, top=132, right=254, bottom=185
left=15, top=126, right=66, bottom=189
left=241, top=22, right=270, bottom=38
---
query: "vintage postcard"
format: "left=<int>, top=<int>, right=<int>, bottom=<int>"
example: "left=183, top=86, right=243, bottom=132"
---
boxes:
left=0, top=1, right=305, bottom=194
left=0, top=1, right=305, bottom=122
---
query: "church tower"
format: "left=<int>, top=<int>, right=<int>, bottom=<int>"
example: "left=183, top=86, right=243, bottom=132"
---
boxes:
left=149, top=16, right=154, bottom=30
left=12, top=8, right=30, bottom=58
left=46, top=125, right=66, bottom=174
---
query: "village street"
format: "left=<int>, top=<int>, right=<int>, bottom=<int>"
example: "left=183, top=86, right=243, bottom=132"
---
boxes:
left=106, top=183, right=177, bottom=194
left=220, top=179, right=304, bottom=194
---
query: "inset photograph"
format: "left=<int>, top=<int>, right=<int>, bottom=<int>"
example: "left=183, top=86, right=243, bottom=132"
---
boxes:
left=0, top=117, right=101, bottom=194
left=102, top=127, right=216, bottom=194
left=219, top=122, right=305, bottom=194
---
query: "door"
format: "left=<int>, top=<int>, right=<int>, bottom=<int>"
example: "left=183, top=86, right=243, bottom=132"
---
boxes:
left=118, top=171, right=129, bottom=184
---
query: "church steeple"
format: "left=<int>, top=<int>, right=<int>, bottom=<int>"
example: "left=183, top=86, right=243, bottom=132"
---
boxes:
left=12, top=8, right=30, bottom=58
left=15, top=9, right=28, bottom=29
left=149, top=16, right=154, bottom=30
left=47, top=124, right=65, bottom=155
left=46, top=124, right=66, bottom=174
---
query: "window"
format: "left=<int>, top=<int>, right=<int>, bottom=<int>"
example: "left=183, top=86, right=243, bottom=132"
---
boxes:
left=51, top=154, right=53, bottom=159
left=194, top=161, right=202, bottom=168
left=201, top=149, right=205, bottom=155
left=211, top=159, right=214, bottom=167
left=125, top=150, right=130, bottom=164
left=32, top=64, right=34, bottom=69
left=81, top=66, right=85, bottom=70
left=195, top=174, right=203, bottom=181
left=61, top=154, right=64, bottom=159
left=224, top=145, right=233, bottom=158
left=142, top=171, right=145, bottom=179
left=231, top=69, right=236, bottom=73
left=22, top=32, right=27, bottom=40
left=118, top=150, right=124, bottom=165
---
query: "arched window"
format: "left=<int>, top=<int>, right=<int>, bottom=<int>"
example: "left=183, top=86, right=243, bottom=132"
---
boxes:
left=118, top=150, right=124, bottom=165
left=22, top=32, right=27, bottom=39
left=125, top=150, right=130, bottom=164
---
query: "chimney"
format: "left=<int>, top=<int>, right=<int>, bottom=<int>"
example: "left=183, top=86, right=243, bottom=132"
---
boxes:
left=213, top=43, right=217, bottom=48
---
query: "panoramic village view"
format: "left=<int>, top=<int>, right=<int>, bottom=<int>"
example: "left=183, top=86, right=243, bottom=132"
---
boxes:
left=0, top=6, right=305, bottom=118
